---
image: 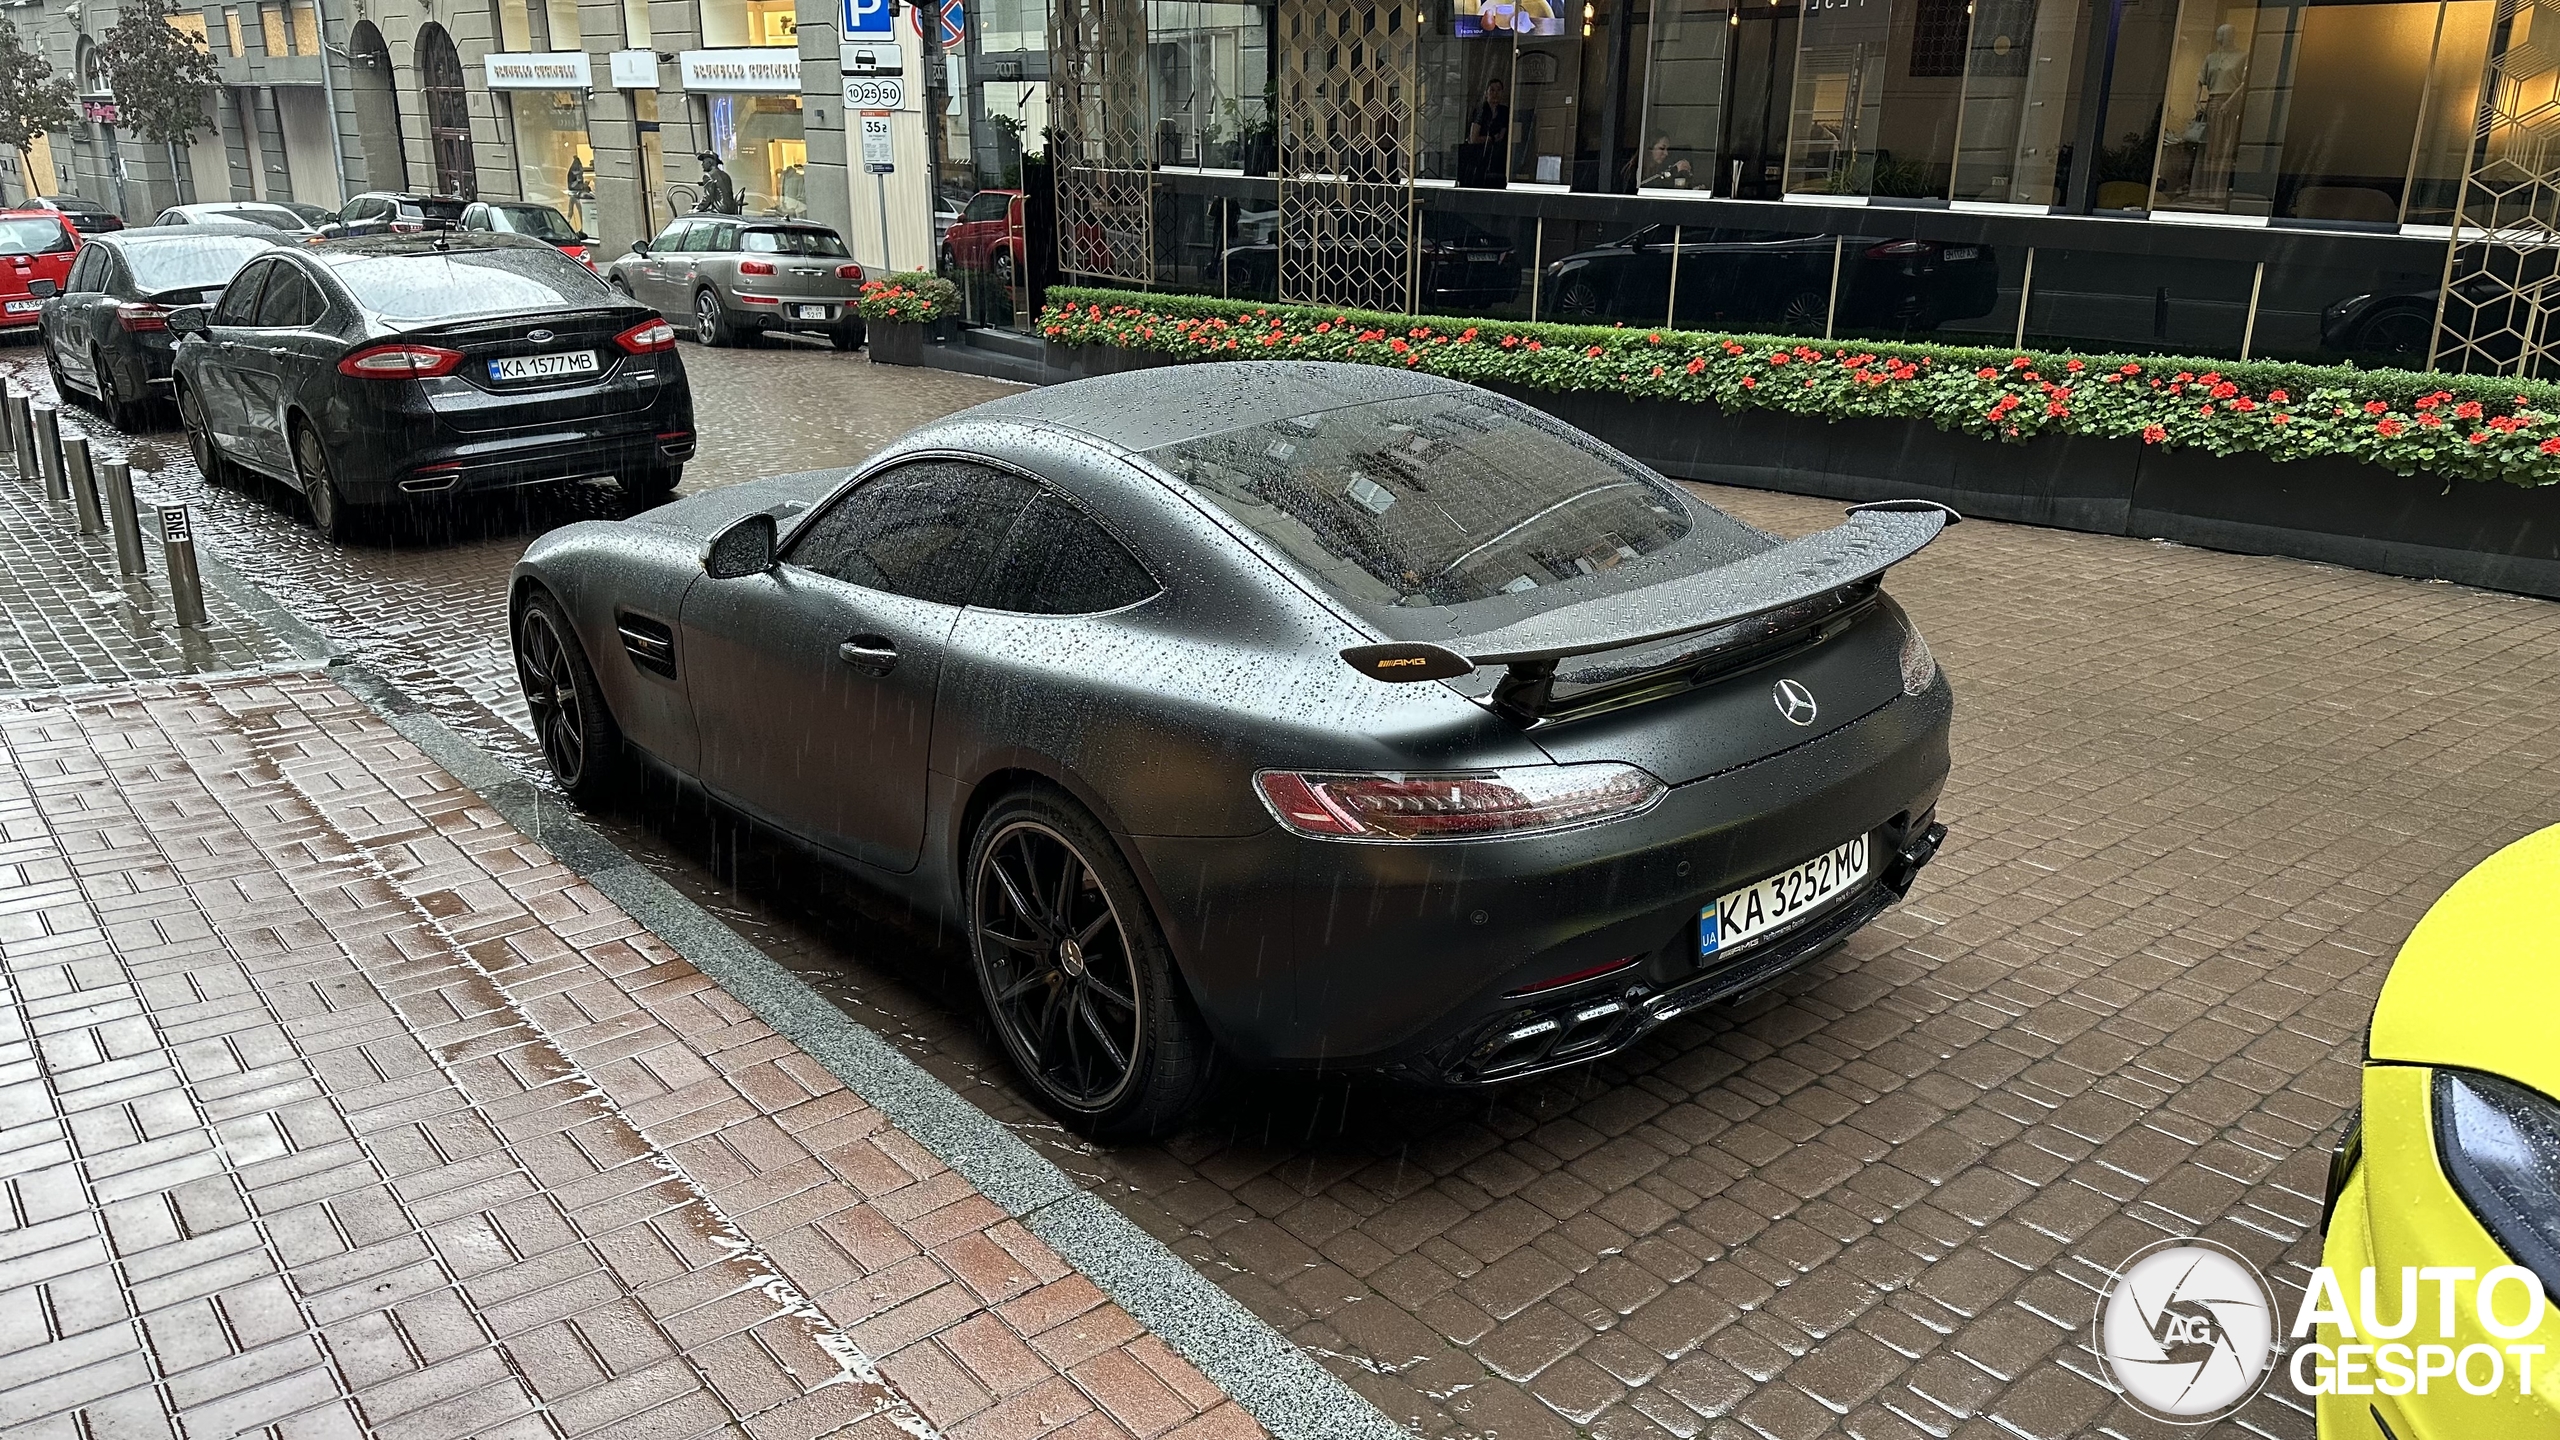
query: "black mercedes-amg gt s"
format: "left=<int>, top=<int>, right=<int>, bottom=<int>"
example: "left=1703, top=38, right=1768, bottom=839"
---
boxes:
left=510, top=362, right=1954, bottom=1135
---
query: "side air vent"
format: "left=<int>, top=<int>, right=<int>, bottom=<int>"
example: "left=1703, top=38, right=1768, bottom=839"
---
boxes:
left=616, top=611, right=677, bottom=679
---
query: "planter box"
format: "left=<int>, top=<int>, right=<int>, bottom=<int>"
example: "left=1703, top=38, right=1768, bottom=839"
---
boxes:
left=868, top=317, right=957, bottom=366
left=991, top=341, right=2560, bottom=599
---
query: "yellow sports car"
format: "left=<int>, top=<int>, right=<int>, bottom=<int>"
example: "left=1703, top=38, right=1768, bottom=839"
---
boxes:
left=2317, top=823, right=2560, bottom=1438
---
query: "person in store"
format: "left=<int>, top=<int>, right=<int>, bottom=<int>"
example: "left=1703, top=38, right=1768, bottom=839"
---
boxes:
left=565, top=153, right=592, bottom=229
left=698, top=151, right=741, bottom=214
left=1459, top=77, right=1509, bottom=187
left=1625, top=135, right=1695, bottom=190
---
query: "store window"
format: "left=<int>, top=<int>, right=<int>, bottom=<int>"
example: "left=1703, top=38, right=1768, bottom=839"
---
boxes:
left=1948, top=0, right=2088, bottom=205
left=1634, top=0, right=1726, bottom=192
left=1416, top=0, right=1514, bottom=185
left=543, top=0, right=580, bottom=46
left=700, top=0, right=798, bottom=48
left=2149, top=0, right=2450, bottom=223
left=2404, top=2, right=2492, bottom=226
left=510, top=90, right=594, bottom=227
left=1510, top=2, right=1580, bottom=185
left=706, top=93, right=808, bottom=214
left=1147, top=0, right=1271, bottom=169
left=493, top=0, right=534, bottom=51
left=1785, top=0, right=1966, bottom=199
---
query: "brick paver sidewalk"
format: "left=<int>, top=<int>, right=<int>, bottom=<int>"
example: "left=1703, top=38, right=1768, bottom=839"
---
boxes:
left=0, top=671, right=1259, bottom=1440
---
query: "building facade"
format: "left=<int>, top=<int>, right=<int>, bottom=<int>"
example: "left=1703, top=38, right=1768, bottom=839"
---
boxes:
left=1040, top=0, right=2560, bottom=376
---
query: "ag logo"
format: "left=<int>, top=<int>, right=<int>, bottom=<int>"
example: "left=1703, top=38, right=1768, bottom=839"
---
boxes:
left=2093, top=1238, right=2278, bottom=1423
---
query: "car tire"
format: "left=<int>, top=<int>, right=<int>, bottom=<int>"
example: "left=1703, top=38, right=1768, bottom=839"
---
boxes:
left=609, top=276, right=635, bottom=298
left=993, top=250, right=1017, bottom=290
left=966, top=789, right=1212, bottom=1140
left=45, top=344, right=76, bottom=405
left=515, top=589, right=630, bottom=806
left=291, top=423, right=365, bottom=543
left=1781, top=289, right=1829, bottom=331
left=693, top=289, right=732, bottom=347
left=1554, top=274, right=1602, bottom=316
left=831, top=320, right=866, bottom=352
left=177, top=383, right=239, bottom=488
left=90, top=347, right=139, bottom=430
left=620, top=464, right=680, bottom=506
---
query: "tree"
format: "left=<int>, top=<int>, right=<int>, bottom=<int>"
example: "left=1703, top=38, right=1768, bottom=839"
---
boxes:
left=96, top=0, right=217, bottom=148
left=0, top=18, right=74, bottom=204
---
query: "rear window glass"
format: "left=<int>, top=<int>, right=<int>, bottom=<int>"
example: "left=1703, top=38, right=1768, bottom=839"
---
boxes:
left=0, top=217, right=72, bottom=256
left=125, top=235, right=279, bottom=291
left=742, top=228, right=849, bottom=256
left=489, top=204, right=578, bottom=241
left=329, top=247, right=609, bottom=320
left=206, top=206, right=307, bottom=231
left=1145, top=394, right=1701, bottom=610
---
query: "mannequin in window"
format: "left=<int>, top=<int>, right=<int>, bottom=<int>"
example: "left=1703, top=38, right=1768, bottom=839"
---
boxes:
left=2191, top=23, right=2248, bottom=202
left=1458, top=78, right=1510, bottom=187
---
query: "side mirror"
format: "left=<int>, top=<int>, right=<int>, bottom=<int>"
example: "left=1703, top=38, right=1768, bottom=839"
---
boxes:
left=629, top=239, right=649, bottom=254
left=25, top=278, right=55, bottom=299
left=578, top=232, right=597, bottom=244
left=703, top=512, right=776, bottom=579
left=165, top=305, right=209, bottom=336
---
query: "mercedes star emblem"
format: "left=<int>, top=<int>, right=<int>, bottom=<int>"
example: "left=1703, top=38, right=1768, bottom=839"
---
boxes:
left=1773, top=678, right=1819, bottom=726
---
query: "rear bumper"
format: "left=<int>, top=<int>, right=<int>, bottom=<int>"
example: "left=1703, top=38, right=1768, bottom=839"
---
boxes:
left=1130, top=676, right=1953, bottom=1071
left=734, top=296, right=863, bottom=335
left=329, top=388, right=695, bottom=502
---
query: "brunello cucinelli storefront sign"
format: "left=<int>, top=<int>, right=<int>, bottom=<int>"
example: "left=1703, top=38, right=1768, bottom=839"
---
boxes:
left=677, top=50, right=806, bottom=92
left=485, top=52, right=595, bottom=89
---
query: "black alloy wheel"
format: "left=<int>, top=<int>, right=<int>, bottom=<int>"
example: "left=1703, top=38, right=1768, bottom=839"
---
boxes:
left=1782, top=289, right=1829, bottom=330
left=514, top=592, right=628, bottom=804
left=90, top=347, right=137, bottom=430
left=1553, top=273, right=1602, bottom=316
left=968, top=794, right=1208, bottom=1138
left=694, top=289, right=731, bottom=346
left=178, top=384, right=234, bottom=487
left=292, top=425, right=359, bottom=542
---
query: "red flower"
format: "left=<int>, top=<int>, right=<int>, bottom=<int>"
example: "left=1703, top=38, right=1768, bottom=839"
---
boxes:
left=2046, top=400, right=2069, bottom=417
left=1769, top=351, right=1791, bottom=365
left=2210, top=381, right=2238, bottom=400
left=2120, top=363, right=2143, bottom=375
left=1526, top=340, right=1542, bottom=351
left=2455, top=400, right=2483, bottom=420
left=2065, top=359, right=2085, bottom=373
left=1741, top=376, right=1757, bottom=388
left=1390, top=339, right=1410, bottom=354
left=2010, top=356, right=2032, bottom=369
left=2471, top=432, right=2490, bottom=444
left=1646, top=332, right=1662, bottom=344
left=1685, top=356, right=1706, bottom=374
left=1651, top=365, right=1664, bottom=377
left=1317, top=322, right=1333, bottom=334
left=2542, top=436, right=2560, bottom=455
left=2141, top=424, right=2167, bottom=444
left=2271, top=415, right=2291, bottom=425
left=1499, top=334, right=1518, bottom=348
left=2231, top=397, right=2257, bottom=412
left=2267, top=389, right=2288, bottom=403
left=2418, top=414, right=2444, bottom=429
left=2376, top=418, right=2404, bottom=438
left=2364, top=400, right=2390, bottom=415
left=1977, top=367, right=1999, bottom=380
left=1586, top=345, right=1605, bottom=358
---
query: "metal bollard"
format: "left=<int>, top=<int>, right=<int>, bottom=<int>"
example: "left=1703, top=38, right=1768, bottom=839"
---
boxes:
left=100, top=460, right=145, bottom=576
left=159, top=504, right=207, bottom=630
left=0, top=379, right=12, bottom=476
left=63, top=436, right=103, bottom=536
left=8, top=394, right=30, bottom=483
left=30, top=403, right=63, bottom=504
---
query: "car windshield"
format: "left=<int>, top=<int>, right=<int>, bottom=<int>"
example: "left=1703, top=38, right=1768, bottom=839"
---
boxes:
left=126, top=236, right=279, bottom=291
left=490, top=204, right=578, bottom=240
left=741, top=228, right=849, bottom=256
left=330, top=247, right=609, bottom=320
left=206, top=206, right=308, bottom=231
left=1146, top=394, right=1715, bottom=611
left=0, top=217, right=72, bottom=256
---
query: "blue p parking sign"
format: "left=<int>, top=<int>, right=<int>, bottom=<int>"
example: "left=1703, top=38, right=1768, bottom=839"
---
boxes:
left=842, top=0, right=893, bottom=35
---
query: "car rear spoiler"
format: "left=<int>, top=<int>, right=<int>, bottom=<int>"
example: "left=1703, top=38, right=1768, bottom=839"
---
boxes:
left=1340, top=500, right=1958, bottom=719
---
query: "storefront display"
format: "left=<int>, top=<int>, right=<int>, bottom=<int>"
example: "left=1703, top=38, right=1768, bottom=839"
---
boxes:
left=487, top=53, right=597, bottom=229
left=679, top=51, right=809, bottom=217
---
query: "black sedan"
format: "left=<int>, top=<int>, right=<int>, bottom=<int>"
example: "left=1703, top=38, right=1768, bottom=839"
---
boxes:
left=41, top=224, right=289, bottom=427
left=1546, top=227, right=2000, bottom=335
left=510, top=363, right=1953, bottom=1135
left=19, top=195, right=124, bottom=234
left=171, top=232, right=694, bottom=540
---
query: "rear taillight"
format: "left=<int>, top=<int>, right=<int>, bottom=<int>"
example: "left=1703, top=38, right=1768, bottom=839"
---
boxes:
left=390, top=221, right=422, bottom=233
left=836, top=263, right=864, bottom=281
left=1897, top=610, right=1937, bottom=696
left=1865, top=239, right=1932, bottom=258
left=115, top=302, right=169, bottom=332
left=614, top=319, right=677, bottom=354
left=337, top=343, right=464, bottom=378
left=739, top=259, right=776, bottom=275
left=1252, top=764, right=1664, bottom=842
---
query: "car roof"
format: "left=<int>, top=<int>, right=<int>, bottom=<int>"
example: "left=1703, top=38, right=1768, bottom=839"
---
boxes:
left=93, top=223, right=282, bottom=245
left=949, top=361, right=1469, bottom=453
left=305, top=232, right=550, bottom=264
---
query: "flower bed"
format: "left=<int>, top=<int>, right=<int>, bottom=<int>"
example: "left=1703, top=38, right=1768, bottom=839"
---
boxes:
left=855, top=272, right=960, bottom=324
left=1040, top=287, right=2560, bottom=490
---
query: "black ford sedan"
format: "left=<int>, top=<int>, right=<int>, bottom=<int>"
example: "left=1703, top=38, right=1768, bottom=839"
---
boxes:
left=172, top=232, right=694, bottom=540
left=511, top=363, right=1952, bottom=1135
left=41, top=224, right=289, bottom=427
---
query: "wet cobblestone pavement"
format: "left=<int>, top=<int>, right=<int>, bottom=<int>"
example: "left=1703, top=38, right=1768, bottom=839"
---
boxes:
left=9, top=333, right=2560, bottom=1439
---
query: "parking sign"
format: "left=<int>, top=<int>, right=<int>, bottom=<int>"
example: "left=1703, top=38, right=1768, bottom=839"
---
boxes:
left=842, top=0, right=892, bottom=36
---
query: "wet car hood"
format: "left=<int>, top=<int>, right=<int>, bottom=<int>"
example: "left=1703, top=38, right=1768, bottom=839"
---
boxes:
left=627, top=467, right=852, bottom=540
left=2368, top=822, right=2560, bottom=1098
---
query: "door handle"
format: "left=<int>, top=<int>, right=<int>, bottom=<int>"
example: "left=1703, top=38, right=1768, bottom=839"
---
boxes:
left=837, top=635, right=897, bottom=673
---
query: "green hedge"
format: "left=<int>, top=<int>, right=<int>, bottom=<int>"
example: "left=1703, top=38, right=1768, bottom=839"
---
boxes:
left=1038, top=286, right=2560, bottom=489
left=855, top=272, right=958, bottom=323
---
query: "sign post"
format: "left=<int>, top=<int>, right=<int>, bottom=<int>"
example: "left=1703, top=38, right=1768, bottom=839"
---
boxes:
left=859, top=112, right=896, bottom=273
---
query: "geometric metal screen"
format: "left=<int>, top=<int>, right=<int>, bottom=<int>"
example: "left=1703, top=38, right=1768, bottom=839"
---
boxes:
left=1051, top=0, right=1153, bottom=283
left=1276, top=0, right=1418, bottom=312
left=2435, top=0, right=2560, bottom=377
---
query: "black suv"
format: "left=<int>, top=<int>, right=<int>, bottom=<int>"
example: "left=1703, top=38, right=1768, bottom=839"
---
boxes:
left=169, top=232, right=694, bottom=541
left=318, top=192, right=469, bottom=239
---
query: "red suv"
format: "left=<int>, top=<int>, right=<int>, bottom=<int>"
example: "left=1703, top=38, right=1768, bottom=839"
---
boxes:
left=0, top=212, right=82, bottom=330
left=940, top=189, right=1024, bottom=288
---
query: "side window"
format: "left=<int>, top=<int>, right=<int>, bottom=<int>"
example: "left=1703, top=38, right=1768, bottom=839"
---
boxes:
left=963, top=193, right=1008, bottom=222
left=211, top=261, right=270, bottom=324
left=703, top=222, right=740, bottom=252
left=253, top=266, right=322, bottom=327
left=977, top=491, right=1159, bottom=615
left=64, top=247, right=102, bottom=294
left=103, top=254, right=133, bottom=299
left=786, top=461, right=1042, bottom=606
left=655, top=219, right=697, bottom=251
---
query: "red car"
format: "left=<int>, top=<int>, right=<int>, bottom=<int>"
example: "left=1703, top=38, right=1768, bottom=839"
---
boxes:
left=0, top=211, right=82, bottom=330
left=940, top=189, right=1024, bottom=287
